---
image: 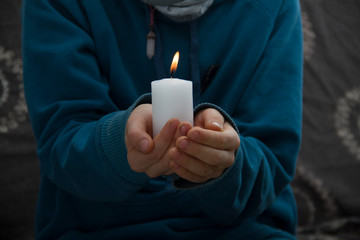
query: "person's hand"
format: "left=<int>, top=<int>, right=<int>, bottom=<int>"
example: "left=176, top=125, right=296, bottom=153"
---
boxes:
left=125, top=104, right=191, bottom=178
left=169, top=108, right=240, bottom=183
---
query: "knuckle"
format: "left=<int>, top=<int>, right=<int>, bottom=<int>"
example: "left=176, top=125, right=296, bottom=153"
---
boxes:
left=224, top=155, right=235, bottom=168
left=229, top=127, right=240, bottom=147
left=212, top=151, right=234, bottom=169
left=213, top=150, right=224, bottom=162
left=234, top=134, right=241, bottom=148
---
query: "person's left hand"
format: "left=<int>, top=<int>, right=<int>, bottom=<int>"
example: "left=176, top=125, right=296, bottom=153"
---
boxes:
left=169, top=108, right=240, bottom=183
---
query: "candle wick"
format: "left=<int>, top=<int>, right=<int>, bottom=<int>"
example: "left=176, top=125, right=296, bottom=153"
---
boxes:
left=170, top=69, right=174, bottom=79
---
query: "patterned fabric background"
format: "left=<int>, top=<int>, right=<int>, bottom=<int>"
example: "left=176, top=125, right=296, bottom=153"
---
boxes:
left=0, top=0, right=359, bottom=239
left=293, top=0, right=360, bottom=239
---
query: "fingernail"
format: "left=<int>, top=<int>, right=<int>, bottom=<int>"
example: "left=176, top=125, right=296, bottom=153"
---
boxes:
left=180, top=124, right=190, bottom=136
left=139, top=139, right=149, bottom=153
left=178, top=139, right=189, bottom=149
left=211, top=121, right=223, bottom=131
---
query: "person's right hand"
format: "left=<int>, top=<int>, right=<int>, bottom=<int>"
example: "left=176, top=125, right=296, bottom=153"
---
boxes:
left=125, top=104, right=192, bottom=178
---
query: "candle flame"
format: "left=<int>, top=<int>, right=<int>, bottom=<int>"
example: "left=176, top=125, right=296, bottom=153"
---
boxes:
left=170, top=51, right=179, bottom=78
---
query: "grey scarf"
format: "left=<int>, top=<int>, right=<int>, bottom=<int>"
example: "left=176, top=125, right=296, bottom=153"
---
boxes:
left=141, top=0, right=214, bottom=22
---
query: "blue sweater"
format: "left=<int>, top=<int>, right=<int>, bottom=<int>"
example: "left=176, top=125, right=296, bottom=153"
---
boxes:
left=22, top=0, right=303, bottom=239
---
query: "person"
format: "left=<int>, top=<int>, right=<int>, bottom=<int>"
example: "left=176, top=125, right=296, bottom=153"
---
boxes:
left=22, top=0, right=303, bottom=239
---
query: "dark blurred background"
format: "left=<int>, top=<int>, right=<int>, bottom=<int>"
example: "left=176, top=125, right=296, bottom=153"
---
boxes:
left=1, top=0, right=360, bottom=239
left=1, top=1, right=39, bottom=239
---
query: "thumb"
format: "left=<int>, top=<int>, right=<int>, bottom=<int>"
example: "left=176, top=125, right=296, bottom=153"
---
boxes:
left=125, top=104, right=154, bottom=154
left=127, top=124, right=154, bottom=154
left=195, top=108, right=224, bottom=131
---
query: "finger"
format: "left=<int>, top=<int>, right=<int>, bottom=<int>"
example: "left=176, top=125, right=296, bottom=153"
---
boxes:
left=145, top=145, right=178, bottom=178
left=127, top=150, right=155, bottom=173
left=187, top=122, right=240, bottom=150
left=144, top=157, right=173, bottom=178
left=195, top=108, right=225, bottom=131
left=176, top=136, right=234, bottom=167
left=169, top=147, right=222, bottom=178
left=170, top=159, right=217, bottom=184
left=175, top=121, right=192, bottom=139
left=126, top=118, right=178, bottom=175
left=135, top=119, right=180, bottom=178
left=129, top=128, right=178, bottom=177
left=163, top=169, right=174, bottom=176
left=144, top=121, right=190, bottom=177
left=125, top=104, right=154, bottom=154
left=130, top=119, right=179, bottom=177
left=153, top=118, right=179, bottom=154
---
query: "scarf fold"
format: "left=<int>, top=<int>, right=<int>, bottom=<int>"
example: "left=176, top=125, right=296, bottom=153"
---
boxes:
left=141, top=0, right=214, bottom=22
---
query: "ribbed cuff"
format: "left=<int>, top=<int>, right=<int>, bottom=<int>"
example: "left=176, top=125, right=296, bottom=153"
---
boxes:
left=97, top=93, right=152, bottom=188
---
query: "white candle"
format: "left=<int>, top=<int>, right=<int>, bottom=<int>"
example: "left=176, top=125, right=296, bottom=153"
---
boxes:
left=151, top=78, right=193, bottom=137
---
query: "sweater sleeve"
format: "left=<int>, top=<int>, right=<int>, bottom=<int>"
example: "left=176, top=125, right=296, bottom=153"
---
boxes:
left=175, top=0, right=303, bottom=225
left=22, top=0, right=151, bottom=201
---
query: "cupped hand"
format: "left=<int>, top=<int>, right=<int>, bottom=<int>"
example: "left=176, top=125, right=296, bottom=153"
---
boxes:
left=125, top=104, right=192, bottom=178
left=169, top=108, right=240, bottom=183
